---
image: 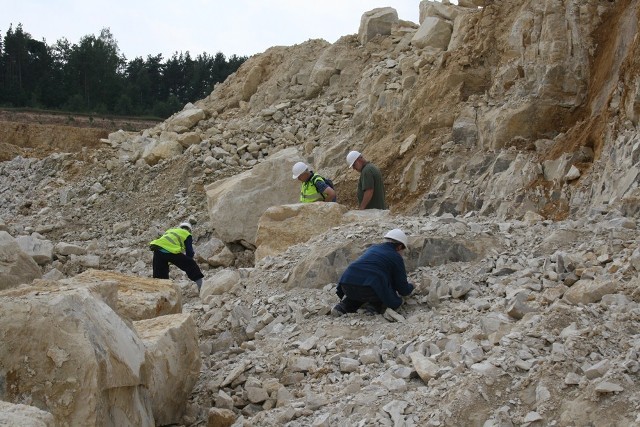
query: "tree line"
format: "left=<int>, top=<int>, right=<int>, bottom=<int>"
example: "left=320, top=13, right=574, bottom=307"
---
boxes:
left=0, top=24, right=247, bottom=118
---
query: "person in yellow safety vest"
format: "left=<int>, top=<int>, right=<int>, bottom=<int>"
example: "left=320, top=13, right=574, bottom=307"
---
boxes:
left=292, top=162, right=337, bottom=203
left=149, top=222, right=204, bottom=290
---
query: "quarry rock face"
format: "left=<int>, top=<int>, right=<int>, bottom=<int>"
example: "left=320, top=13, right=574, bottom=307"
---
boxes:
left=68, top=269, right=183, bottom=321
left=0, top=286, right=154, bottom=426
left=2, top=0, right=640, bottom=425
left=0, top=231, right=42, bottom=290
left=205, top=147, right=301, bottom=244
left=255, top=202, right=348, bottom=260
left=133, top=313, right=201, bottom=425
left=0, top=401, right=55, bottom=427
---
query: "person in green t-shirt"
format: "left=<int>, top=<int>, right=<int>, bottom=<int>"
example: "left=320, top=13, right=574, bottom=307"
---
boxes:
left=346, top=150, right=387, bottom=210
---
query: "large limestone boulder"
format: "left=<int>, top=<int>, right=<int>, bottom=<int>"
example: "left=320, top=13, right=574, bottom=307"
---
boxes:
left=15, top=234, right=54, bottom=265
left=176, top=131, right=201, bottom=148
left=419, top=1, right=461, bottom=23
left=0, top=401, right=55, bottom=426
left=133, top=313, right=201, bottom=426
left=54, top=241, right=86, bottom=256
left=205, top=147, right=301, bottom=244
left=286, top=241, right=363, bottom=290
left=117, top=134, right=149, bottom=163
left=255, top=202, right=349, bottom=260
left=201, top=268, right=242, bottom=300
left=358, top=8, right=399, bottom=45
left=196, top=237, right=236, bottom=268
left=0, top=230, right=42, bottom=290
left=563, top=279, right=618, bottom=305
left=306, top=50, right=340, bottom=99
left=32, top=276, right=120, bottom=313
left=166, top=105, right=205, bottom=130
left=242, top=65, right=264, bottom=101
left=0, top=286, right=154, bottom=426
left=404, top=234, right=494, bottom=271
left=68, top=269, right=182, bottom=322
left=411, top=16, right=453, bottom=50
left=141, top=138, right=184, bottom=165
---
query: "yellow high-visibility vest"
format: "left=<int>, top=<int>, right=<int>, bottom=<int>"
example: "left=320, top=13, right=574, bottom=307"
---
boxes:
left=149, top=228, right=190, bottom=254
left=300, top=174, right=326, bottom=203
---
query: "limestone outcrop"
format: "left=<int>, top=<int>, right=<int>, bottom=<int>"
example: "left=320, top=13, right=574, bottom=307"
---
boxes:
left=0, top=285, right=154, bottom=426
left=358, top=7, right=399, bottom=45
left=205, top=147, right=301, bottom=244
left=67, top=269, right=183, bottom=321
left=15, top=234, right=54, bottom=266
left=133, top=313, right=201, bottom=425
left=0, top=401, right=55, bottom=427
left=0, top=230, right=42, bottom=290
left=255, top=202, right=349, bottom=260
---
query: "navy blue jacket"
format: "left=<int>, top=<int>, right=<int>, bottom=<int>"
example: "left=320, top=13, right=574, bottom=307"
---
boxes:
left=184, top=235, right=195, bottom=258
left=337, top=242, right=414, bottom=309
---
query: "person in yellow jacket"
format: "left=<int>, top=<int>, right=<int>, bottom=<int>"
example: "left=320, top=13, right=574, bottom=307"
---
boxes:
left=149, top=222, right=204, bottom=290
left=292, top=162, right=337, bottom=203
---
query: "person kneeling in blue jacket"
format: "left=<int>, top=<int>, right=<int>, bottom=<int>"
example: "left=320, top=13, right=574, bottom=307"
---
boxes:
left=331, top=228, right=414, bottom=316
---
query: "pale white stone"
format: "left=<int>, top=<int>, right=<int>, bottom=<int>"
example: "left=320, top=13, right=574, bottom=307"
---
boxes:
left=340, top=357, right=361, bottom=373
left=289, top=356, right=317, bottom=372
left=0, top=286, right=153, bottom=426
left=167, top=107, right=205, bottom=130
left=205, top=147, right=301, bottom=244
left=201, top=268, right=241, bottom=299
left=411, top=17, right=453, bottom=50
left=410, top=352, right=439, bottom=383
left=0, top=401, right=55, bottom=427
left=584, top=359, right=611, bottom=379
left=0, top=231, right=42, bottom=290
left=358, top=7, right=398, bottom=45
left=255, top=202, right=348, bottom=261
left=565, top=165, right=581, bottom=181
left=595, top=381, right=624, bottom=393
left=15, top=234, right=54, bottom=265
left=133, top=313, right=200, bottom=425
left=68, top=269, right=182, bottom=321
left=54, top=241, right=87, bottom=256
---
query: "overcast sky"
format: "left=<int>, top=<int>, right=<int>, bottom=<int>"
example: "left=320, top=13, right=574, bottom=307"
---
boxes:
left=1, top=1, right=457, bottom=60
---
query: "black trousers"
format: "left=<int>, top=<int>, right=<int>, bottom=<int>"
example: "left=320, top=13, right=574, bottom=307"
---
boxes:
left=152, top=250, right=204, bottom=282
left=337, top=283, right=386, bottom=314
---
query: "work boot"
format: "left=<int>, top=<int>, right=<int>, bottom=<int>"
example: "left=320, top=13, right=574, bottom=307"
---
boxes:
left=360, top=303, right=378, bottom=316
left=330, top=303, right=347, bottom=317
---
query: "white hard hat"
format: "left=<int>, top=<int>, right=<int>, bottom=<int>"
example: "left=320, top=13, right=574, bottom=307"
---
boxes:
left=384, top=228, right=408, bottom=248
left=346, top=151, right=361, bottom=168
left=292, top=162, right=309, bottom=179
left=179, top=222, right=192, bottom=231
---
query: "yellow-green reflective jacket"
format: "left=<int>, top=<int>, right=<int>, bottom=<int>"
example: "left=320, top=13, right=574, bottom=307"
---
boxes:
left=300, top=174, right=327, bottom=203
left=149, top=228, right=190, bottom=254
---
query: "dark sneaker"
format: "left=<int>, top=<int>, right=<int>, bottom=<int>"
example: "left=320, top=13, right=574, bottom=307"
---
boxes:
left=330, top=303, right=347, bottom=317
left=361, top=303, right=378, bottom=316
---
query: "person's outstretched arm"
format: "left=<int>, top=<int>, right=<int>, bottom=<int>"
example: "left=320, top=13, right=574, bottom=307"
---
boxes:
left=184, top=235, right=195, bottom=258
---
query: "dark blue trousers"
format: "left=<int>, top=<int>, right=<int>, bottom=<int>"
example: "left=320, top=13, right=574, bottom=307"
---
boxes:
left=152, top=250, right=204, bottom=282
left=336, top=283, right=386, bottom=314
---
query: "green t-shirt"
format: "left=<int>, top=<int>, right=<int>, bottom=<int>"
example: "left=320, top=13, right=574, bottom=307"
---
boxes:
left=357, top=162, right=386, bottom=209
